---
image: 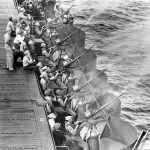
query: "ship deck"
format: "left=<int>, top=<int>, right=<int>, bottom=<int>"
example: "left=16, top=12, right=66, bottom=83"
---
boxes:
left=0, top=0, right=55, bottom=149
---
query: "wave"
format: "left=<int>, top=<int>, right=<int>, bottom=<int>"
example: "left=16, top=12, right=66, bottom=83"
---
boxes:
left=62, top=0, right=150, bottom=137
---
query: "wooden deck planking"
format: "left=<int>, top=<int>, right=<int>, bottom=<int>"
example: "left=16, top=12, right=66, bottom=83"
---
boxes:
left=0, top=0, right=55, bottom=149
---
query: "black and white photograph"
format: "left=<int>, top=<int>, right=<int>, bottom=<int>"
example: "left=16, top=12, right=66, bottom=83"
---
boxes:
left=0, top=0, right=149, bottom=149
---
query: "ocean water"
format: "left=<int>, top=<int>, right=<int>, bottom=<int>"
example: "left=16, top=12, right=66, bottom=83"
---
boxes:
left=62, top=0, right=150, bottom=139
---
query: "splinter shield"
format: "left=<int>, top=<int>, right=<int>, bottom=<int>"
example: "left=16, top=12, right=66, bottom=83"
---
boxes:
left=99, top=117, right=138, bottom=150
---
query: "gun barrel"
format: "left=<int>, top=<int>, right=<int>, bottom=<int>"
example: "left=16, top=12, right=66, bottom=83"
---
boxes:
left=59, top=26, right=83, bottom=45
left=78, top=92, right=125, bottom=124
left=64, top=45, right=94, bottom=68
left=90, top=92, right=124, bottom=118
left=53, top=5, right=75, bottom=21
left=132, top=130, right=148, bottom=150
left=76, top=68, right=108, bottom=92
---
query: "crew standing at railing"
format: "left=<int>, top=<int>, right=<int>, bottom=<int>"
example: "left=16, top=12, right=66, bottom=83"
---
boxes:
left=4, top=29, right=14, bottom=71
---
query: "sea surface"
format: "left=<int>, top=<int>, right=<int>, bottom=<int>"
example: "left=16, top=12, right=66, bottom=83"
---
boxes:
left=62, top=0, right=150, bottom=143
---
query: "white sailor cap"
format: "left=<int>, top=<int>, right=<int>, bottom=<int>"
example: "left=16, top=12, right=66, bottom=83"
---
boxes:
left=41, top=42, right=46, bottom=47
left=48, top=113, right=56, bottom=119
left=64, top=15, right=68, bottom=18
left=36, top=62, right=43, bottom=67
left=20, top=8, right=25, bottom=12
left=18, top=6, right=21, bottom=11
left=42, top=66, right=48, bottom=71
left=63, top=55, right=69, bottom=60
left=65, top=116, right=73, bottom=121
left=34, top=22, right=40, bottom=26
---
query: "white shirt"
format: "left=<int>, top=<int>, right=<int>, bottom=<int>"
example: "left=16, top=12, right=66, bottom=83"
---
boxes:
left=14, top=35, right=23, bottom=44
left=6, top=21, right=15, bottom=31
left=23, top=55, right=33, bottom=67
left=4, top=33, right=11, bottom=49
left=20, top=40, right=26, bottom=52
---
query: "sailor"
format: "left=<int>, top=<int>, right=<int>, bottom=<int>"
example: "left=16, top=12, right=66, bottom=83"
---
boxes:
left=54, top=3, right=63, bottom=23
left=48, top=71, right=67, bottom=96
left=56, top=96, right=76, bottom=116
left=51, top=28, right=60, bottom=46
left=34, top=22, right=43, bottom=37
left=45, top=88, right=56, bottom=103
left=25, top=0, right=33, bottom=14
left=21, top=0, right=29, bottom=7
left=28, top=39, right=37, bottom=60
left=54, top=3, right=61, bottom=18
left=67, top=73, right=76, bottom=93
left=40, top=71, right=48, bottom=91
left=14, top=30, right=24, bottom=50
left=48, top=113, right=61, bottom=131
left=44, top=88, right=57, bottom=103
left=23, top=50, right=37, bottom=70
left=41, top=43, right=56, bottom=67
left=39, top=7, right=45, bottom=17
left=21, top=21, right=30, bottom=38
left=4, top=29, right=14, bottom=71
left=67, top=14, right=74, bottom=25
left=44, top=28, right=52, bottom=40
left=63, top=15, right=68, bottom=24
left=18, top=7, right=29, bottom=24
left=52, top=48, right=61, bottom=64
left=20, top=36, right=28, bottom=52
left=47, top=18, right=53, bottom=27
left=6, top=17, right=15, bottom=37
left=63, top=14, right=74, bottom=25
left=13, top=31, right=25, bottom=66
left=36, top=62, right=43, bottom=74
left=65, top=116, right=90, bottom=150
left=41, top=28, right=52, bottom=44
left=17, top=6, right=22, bottom=12
left=15, top=22, right=23, bottom=36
